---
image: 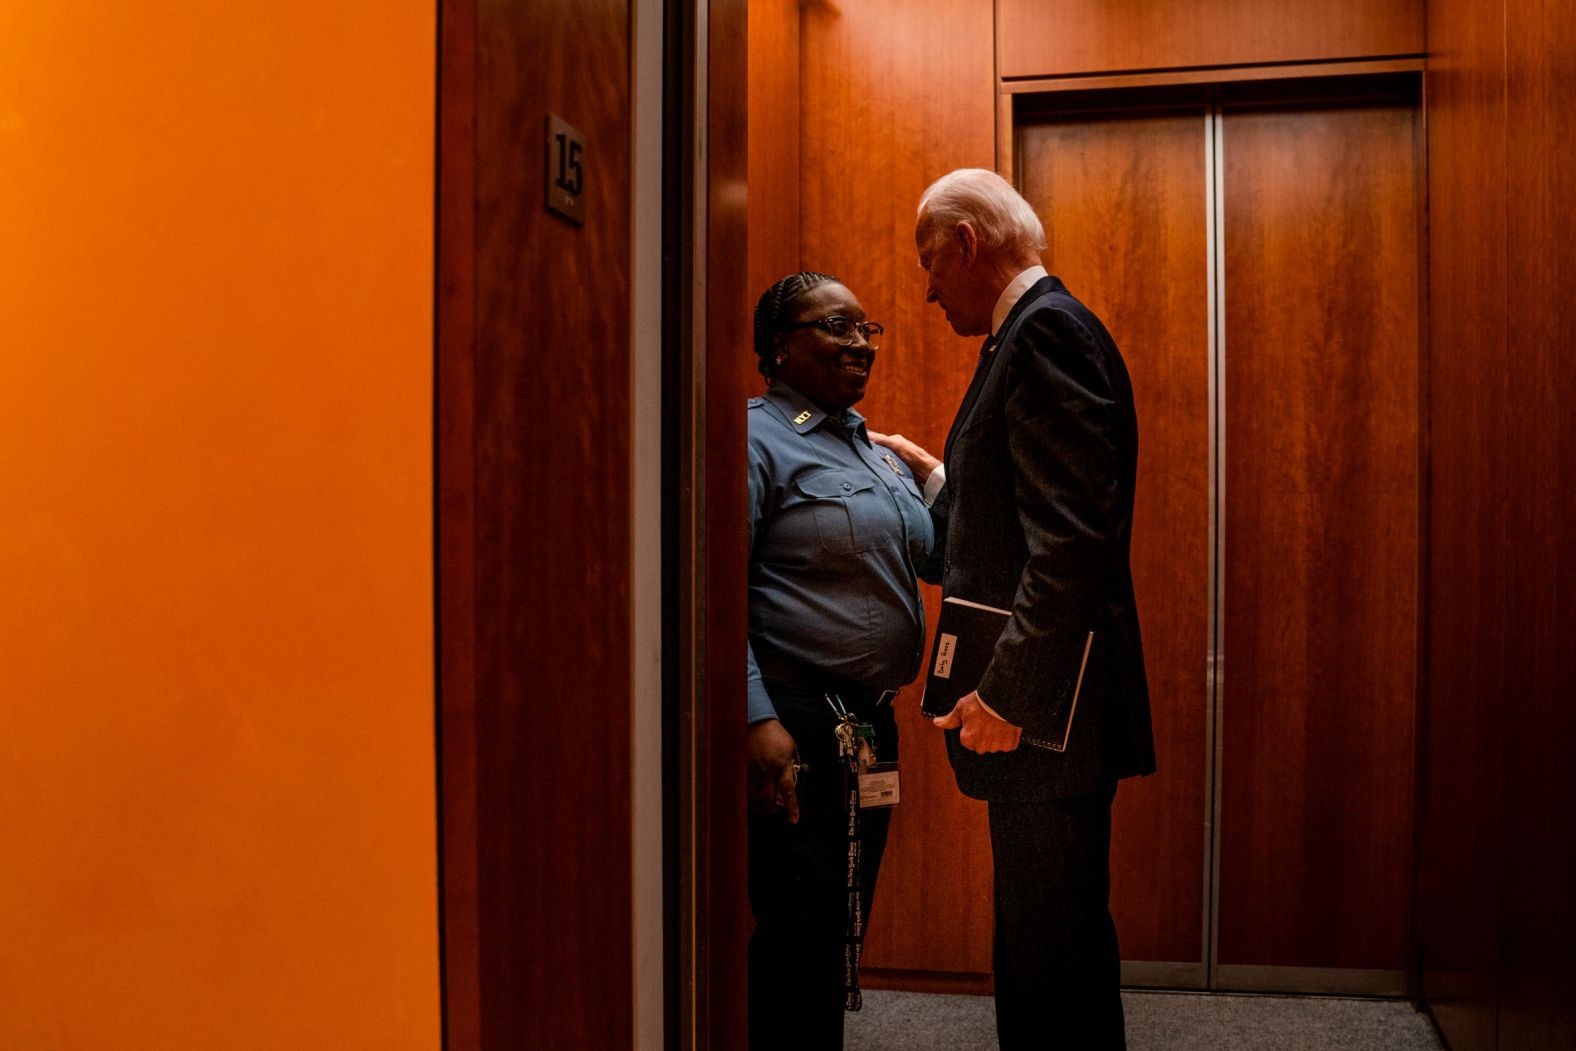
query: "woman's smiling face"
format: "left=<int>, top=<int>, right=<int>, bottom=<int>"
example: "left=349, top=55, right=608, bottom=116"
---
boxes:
left=773, top=282, right=877, bottom=413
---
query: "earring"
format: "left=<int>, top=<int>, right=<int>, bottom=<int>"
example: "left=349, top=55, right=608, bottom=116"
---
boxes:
left=775, top=355, right=786, bottom=366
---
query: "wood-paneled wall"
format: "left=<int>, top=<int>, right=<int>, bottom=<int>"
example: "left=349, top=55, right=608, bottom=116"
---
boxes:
left=1499, top=0, right=1576, bottom=1044
left=1420, top=0, right=1576, bottom=1046
left=438, top=0, right=634, bottom=1046
left=997, top=0, right=1423, bottom=79
left=1416, top=0, right=1507, bottom=1045
left=798, top=0, right=1001, bottom=983
left=747, top=0, right=801, bottom=302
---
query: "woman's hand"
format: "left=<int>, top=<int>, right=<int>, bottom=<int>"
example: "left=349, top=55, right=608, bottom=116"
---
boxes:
left=868, top=431, right=941, bottom=486
left=748, top=719, right=803, bottom=823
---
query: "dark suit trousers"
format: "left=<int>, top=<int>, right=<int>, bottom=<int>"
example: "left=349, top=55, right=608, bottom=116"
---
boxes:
left=989, top=782, right=1125, bottom=1050
left=748, top=682, right=897, bottom=1051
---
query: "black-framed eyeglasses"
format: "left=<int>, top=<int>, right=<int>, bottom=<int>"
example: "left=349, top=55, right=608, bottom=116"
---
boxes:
left=778, top=315, right=885, bottom=348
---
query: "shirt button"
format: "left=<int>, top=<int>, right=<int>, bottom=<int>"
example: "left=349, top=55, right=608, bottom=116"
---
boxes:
left=842, top=483, right=851, bottom=491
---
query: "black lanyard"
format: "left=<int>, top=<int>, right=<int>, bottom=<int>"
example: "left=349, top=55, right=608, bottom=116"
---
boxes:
left=825, top=692, right=866, bottom=1011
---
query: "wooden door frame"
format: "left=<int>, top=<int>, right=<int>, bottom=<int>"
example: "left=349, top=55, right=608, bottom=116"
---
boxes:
left=671, top=0, right=753, bottom=1046
left=995, top=58, right=1426, bottom=177
left=434, top=0, right=479, bottom=1043
left=434, top=0, right=751, bottom=1046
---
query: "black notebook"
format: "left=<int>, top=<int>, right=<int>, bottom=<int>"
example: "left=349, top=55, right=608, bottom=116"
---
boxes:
left=920, top=596, right=1094, bottom=753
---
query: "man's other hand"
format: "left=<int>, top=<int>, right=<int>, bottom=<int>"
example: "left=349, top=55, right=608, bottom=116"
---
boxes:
left=867, top=430, right=941, bottom=486
left=932, top=690, right=1023, bottom=754
left=747, top=718, right=802, bottom=823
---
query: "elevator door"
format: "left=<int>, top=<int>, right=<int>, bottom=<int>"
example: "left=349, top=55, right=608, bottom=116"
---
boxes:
left=1214, top=91, right=1420, bottom=992
left=880, top=79, right=1422, bottom=994
left=1019, top=102, right=1215, bottom=985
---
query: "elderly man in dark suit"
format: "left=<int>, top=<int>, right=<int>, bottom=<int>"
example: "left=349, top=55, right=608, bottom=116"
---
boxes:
left=872, top=168, right=1156, bottom=1049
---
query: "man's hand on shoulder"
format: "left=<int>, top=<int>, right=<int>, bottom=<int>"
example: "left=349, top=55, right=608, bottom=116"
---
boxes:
left=932, top=690, right=1022, bottom=754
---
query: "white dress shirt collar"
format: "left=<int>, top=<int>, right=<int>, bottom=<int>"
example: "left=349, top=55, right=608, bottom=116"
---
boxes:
left=990, top=265, right=1049, bottom=340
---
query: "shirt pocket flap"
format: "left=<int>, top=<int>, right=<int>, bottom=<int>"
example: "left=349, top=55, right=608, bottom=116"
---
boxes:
left=795, top=469, right=875, bottom=500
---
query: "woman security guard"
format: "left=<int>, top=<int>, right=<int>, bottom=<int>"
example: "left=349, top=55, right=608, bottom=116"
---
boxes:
left=746, top=271, right=945, bottom=1049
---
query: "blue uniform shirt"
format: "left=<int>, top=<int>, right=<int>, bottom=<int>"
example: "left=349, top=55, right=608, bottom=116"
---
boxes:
left=747, top=382, right=935, bottom=724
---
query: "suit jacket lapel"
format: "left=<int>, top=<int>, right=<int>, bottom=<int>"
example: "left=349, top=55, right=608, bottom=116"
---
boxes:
left=944, top=335, right=997, bottom=468
left=941, top=276, right=1063, bottom=469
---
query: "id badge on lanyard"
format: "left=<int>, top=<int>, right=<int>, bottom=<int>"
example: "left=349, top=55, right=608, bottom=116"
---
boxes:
left=826, top=694, right=900, bottom=808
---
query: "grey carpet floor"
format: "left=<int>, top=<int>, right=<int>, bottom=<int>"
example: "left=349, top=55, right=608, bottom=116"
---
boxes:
left=844, top=989, right=1444, bottom=1050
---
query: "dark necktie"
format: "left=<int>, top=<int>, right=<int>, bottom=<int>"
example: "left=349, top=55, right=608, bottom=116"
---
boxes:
left=944, top=333, right=999, bottom=465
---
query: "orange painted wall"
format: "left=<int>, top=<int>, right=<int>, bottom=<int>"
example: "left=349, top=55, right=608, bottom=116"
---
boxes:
left=0, top=3, right=440, bottom=1048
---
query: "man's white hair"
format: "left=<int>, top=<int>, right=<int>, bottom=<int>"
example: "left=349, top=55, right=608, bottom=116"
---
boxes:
left=917, top=168, right=1046, bottom=255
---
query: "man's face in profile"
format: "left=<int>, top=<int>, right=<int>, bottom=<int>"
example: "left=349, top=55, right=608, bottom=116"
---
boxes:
left=917, top=217, right=988, bottom=337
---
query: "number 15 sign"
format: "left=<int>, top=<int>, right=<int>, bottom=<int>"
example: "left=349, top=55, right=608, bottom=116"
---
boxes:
left=546, top=113, right=586, bottom=226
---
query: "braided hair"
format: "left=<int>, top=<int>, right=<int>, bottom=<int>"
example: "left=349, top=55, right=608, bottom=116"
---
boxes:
left=752, top=271, right=839, bottom=379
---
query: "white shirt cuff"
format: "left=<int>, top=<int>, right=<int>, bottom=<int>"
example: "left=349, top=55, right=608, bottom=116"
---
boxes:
left=974, top=691, right=1013, bottom=726
left=922, top=464, right=947, bottom=506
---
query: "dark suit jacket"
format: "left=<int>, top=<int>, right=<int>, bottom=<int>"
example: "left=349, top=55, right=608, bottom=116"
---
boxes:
left=927, top=275, right=1156, bottom=801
